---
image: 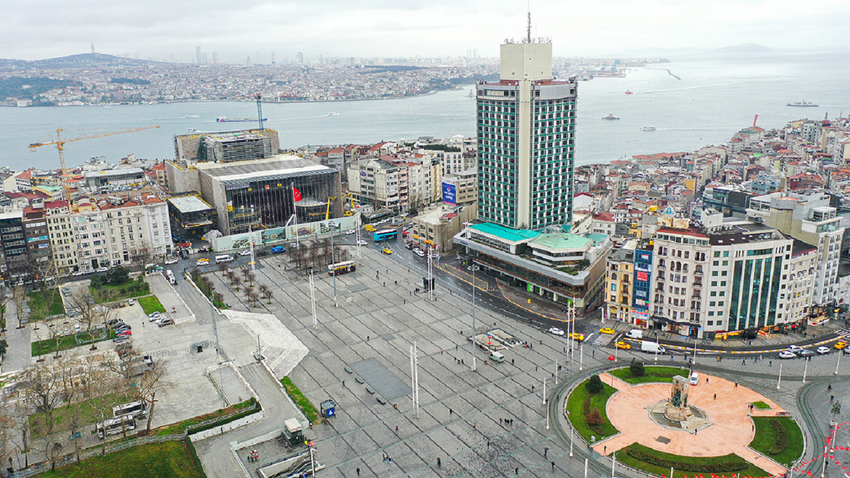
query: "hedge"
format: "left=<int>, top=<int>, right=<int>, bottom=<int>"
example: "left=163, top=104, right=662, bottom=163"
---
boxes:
left=625, top=447, right=749, bottom=472
left=768, top=418, right=789, bottom=455
left=187, top=398, right=261, bottom=435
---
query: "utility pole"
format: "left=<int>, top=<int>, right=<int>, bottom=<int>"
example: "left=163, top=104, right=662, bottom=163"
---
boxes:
left=331, top=233, right=338, bottom=308
left=427, top=244, right=434, bottom=301
left=469, top=265, right=480, bottom=371
left=777, top=362, right=783, bottom=390
left=802, top=356, right=809, bottom=383
left=310, top=270, right=318, bottom=329
left=410, top=342, right=420, bottom=418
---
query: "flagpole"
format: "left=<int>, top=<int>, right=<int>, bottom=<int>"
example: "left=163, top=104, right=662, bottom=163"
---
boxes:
left=292, top=182, right=299, bottom=248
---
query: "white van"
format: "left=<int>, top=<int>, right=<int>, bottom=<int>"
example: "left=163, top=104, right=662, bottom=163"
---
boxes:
left=489, top=351, right=505, bottom=363
left=626, top=329, right=643, bottom=339
left=215, top=254, right=234, bottom=264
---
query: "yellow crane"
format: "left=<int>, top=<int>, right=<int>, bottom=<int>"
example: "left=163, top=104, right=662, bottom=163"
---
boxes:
left=341, top=192, right=359, bottom=216
left=29, top=125, right=161, bottom=207
left=308, top=196, right=337, bottom=220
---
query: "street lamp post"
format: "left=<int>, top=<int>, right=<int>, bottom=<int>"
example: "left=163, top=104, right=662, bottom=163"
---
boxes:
left=835, top=349, right=841, bottom=375
left=331, top=233, right=338, bottom=307
left=777, top=362, right=783, bottom=390
left=802, top=356, right=809, bottom=383
left=469, top=265, right=480, bottom=371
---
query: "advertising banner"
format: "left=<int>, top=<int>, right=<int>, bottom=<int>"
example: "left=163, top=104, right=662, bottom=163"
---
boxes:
left=442, top=180, right=457, bottom=206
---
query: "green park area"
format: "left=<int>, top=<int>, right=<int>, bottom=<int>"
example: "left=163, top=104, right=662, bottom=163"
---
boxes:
left=34, top=441, right=205, bottom=478
left=154, top=398, right=260, bottom=436
left=616, top=443, right=769, bottom=477
left=31, top=329, right=116, bottom=357
left=752, top=401, right=772, bottom=410
left=609, top=365, right=685, bottom=384
left=27, top=290, right=65, bottom=321
left=749, top=416, right=804, bottom=467
left=138, top=296, right=166, bottom=315
left=565, top=375, right=618, bottom=442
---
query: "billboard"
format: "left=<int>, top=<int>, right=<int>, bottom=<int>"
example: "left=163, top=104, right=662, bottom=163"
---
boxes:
left=442, top=179, right=457, bottom=206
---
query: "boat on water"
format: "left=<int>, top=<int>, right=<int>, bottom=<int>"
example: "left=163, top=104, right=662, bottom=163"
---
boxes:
left=187, top=128, right=197, bottom=132
left=602, top=114, right=620, bottom=120
left=466, top=89, right=475, bottom=98
left=641, top=126, right=656, bottom=132
left=787, top=101, right=818, bottom=107
left=185, top=114, right=200, bottom=118
left=327, top=112, right=340, bottom=116
left=625, top=90, right=633, bottom=95
left=216, top=116, right=268, bottom=122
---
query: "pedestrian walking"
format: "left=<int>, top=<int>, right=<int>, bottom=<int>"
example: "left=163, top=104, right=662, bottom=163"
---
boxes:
left=437, top=457, right=441, bottom=468
left=395, top=425, right=399, bottom=431
left=604, top=446, right=607, bottom=454
left=551, top=461, right=555, bottom=470
left=706, top=377, right=709, bottom=384
left=544, top=447, right=548, bottom=458
left=512, top=358, right=515, bottom=365
left=449, top=408, right=453, bottom=416
left=735, top=382, right=738, bottom=388
left=713, top=393, right=717, bottom=400
left=828, top=383, right=833, bottom=390
left=356, top=467, right=360, bottom=476
left=515, top=467, right=519, bottom=475
left=831, top=395, right=835, bottom=401
left=342, top=380, right=345, bottom=386
left=769, top=360, right=772, bottom=367
left=532, top=385, right=535, bottom=392
left=500, top=417, right=503, bottom=425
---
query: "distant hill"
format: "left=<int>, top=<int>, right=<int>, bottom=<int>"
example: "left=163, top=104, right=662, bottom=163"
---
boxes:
left=0, top=53, right=161, bottom=69
left=713, top=43, right=772, bottom=53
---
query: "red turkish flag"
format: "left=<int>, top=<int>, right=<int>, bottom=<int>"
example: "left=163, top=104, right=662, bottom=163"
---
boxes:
left=293, top=187, right=302, bottom=202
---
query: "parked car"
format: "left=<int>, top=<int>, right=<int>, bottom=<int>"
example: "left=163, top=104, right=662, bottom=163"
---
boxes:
left=599, top=327, right=616, bottom=335
left=615, top=341, right=631, bottom=350
left=414, top=249, right=425, bottom=257
left=345, top=229, right=356, bottom=235
left=117, top=330, right=132, bottom=336
left=816, top=346, right=831, bottom=355
left=239, top=249, right=252, bottom=256
left=128, top=299, right=135, bottom=306
left=778, top=351, right=797, bottom=359
left=799, top=349, right=815, bottom=357
left=548, top=327, right=565, bottom=336
left=164, top=258, right=179, bottom=265
left=157, top=317, right=174, bottom=327
left=689, top=373, right=700, bottom=386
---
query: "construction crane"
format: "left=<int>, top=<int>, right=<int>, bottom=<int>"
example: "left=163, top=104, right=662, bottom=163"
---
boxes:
left=308, top=196, right=336, bottom=220
left=29, top=125, right=161, bottom=208
left=341, top=192, right=359, bottom=216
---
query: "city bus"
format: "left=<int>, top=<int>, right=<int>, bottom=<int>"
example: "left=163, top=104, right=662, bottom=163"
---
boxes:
left=113, top=400, right=147, bottom=419
left=328, top=261, right=356, bottom=276
left=373, top=229, right=398, bottom=241
left=96, top=415, right=136, bottom=439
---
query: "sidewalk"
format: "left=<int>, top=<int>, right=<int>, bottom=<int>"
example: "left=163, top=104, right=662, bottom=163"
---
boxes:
left=496, top=280, right=573, bottom=323
left=1, top=298, right=31, bottom=374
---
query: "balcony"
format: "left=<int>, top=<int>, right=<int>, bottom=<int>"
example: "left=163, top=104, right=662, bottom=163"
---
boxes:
left=694, top=270, right=703, bottom=276
left=693, top=282, right=702, bottom=288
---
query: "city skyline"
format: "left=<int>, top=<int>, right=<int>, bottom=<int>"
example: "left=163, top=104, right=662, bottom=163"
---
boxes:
left=3, top=0, right=849, bottom=62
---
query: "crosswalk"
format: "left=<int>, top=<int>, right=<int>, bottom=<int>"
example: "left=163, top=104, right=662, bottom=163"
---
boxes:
left=837, top=328, right=850, bottom=339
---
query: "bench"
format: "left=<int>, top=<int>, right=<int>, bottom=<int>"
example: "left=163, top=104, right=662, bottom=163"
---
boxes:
left=344, top=367, right=354, bottom=374
left=376, top=396, right=387, bottom=405
left=355, top=377, right=365, bottom=384
left=365, top=386, right=375, bottom=394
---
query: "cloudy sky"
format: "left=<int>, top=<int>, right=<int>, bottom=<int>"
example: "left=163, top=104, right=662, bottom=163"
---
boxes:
left=4, top=0, right=849, bottom=62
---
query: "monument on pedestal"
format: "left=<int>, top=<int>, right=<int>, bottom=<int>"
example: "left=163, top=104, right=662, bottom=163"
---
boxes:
left=648, top=374, right=709, bottom=433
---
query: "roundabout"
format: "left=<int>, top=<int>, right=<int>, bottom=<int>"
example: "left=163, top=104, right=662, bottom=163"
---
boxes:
left=562, top=365, right=803, bottom=477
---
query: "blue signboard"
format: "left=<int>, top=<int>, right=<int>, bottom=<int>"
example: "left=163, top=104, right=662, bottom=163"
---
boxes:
left=442, top=182, right=457, bottom=205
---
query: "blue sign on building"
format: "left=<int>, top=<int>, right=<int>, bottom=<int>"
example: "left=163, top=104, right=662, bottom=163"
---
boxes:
left=442, top=182, right=457, bottom=206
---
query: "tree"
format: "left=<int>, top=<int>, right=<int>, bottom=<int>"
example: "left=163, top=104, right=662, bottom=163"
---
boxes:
left=105, top=266, right=129, bottom=285
left=66, top=290, right=113, bottom=349
left=586, top=407, right=604, bottom=427
left=130, top=249, right=154, bottom=272
left=248, top=290, right=259, bottom=307
left=225, top=270, right=235, bottom=285
left=12, top=285, right=27, bottom=328
left=232, top=276, right=242, bottom=292
left=246, top=271, right=256, bottom=286
left=586, top=374, right=604, bottom=395
left=217, top=262, right=229, bottom=274
left=133, top=360, right=174, bottom=434
left=832, top=400, right=842, bottom=419
left=19, top=360, right=65, bottom=467
left=629, top=361, right=645, bottom=377
left=214, top=292, right=224, bottom=308
left=243, top=286, right=254, bottom=303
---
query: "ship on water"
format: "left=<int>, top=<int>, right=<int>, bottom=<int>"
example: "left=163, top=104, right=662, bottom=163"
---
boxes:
left=787, top=101, right=818, bottom=107
left=641, top=126, right=656, bottom=131
left=216, top=116, right=268, bottom=122
left=602, top=114, right=620, bottom=120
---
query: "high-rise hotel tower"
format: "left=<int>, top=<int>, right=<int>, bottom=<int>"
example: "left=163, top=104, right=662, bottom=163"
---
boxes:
left=476, top=38, right=577, bottom=230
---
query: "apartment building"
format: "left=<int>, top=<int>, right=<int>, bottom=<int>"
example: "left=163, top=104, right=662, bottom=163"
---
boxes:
left=348, top=159, right=401, bottom=212
left=606, top=248, right=634, bottom=324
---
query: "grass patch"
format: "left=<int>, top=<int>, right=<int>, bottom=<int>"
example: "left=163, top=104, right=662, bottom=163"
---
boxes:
left=26, top=290, right=65, bottom=321
left=281, top=377, right=320, bottom=424
left=566, top=377, right=618, bottom=442
left=617, top=442, right=769, bottom=477
left=137, top=296, right=166, bottom=315
left=750, top=416, right=804, bottom=467
left=752, top=401, right=771, bottom=410
left=89, top=280, right=150, bottom=304
left=609, top=365, right=686, bottom=384
left=34, top=440, right=204, bottom=478
left=153, top=398, right=258, bottom=436
left=29, top=391, right=133, bottom=438
left=31, top=328, right=116, bottom=357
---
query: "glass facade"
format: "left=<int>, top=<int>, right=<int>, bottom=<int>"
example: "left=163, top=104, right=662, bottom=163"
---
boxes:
left=477, top=97, right=519, bottom=227
left=729, top=254, right=782, bottom=330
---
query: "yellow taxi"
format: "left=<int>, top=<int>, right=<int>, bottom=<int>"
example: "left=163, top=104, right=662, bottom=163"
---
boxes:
left=835, top=340, right=848, bottom=350
left=568, top=332, right=585, bottom=342
left=382, top=247, right=393, bottom=255
left=615, top=341, right=631, bottom=350
left=196, top=258, right=210, bottom=266
left=599, top=327, right=616, bottom=335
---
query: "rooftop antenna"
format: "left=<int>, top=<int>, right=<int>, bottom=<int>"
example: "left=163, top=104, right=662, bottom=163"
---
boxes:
left=526, top=4, right=532, bottom=43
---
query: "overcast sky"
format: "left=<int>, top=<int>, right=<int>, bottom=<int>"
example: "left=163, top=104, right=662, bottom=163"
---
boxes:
left=4, top=0, right=849, bottom=62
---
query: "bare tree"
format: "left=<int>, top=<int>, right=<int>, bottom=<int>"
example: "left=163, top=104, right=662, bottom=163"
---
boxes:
left=248, top=291, right=260, bottom=307
left=66, top=290, right=113, bottom=350
left=224, top=270, right=235, bottom=285
left=240, top=266, right=250, bottom=281
left=5, top=399, right=33, bottom=470
left=217, top=262, right=229, bottom=275
left=12, top=285, right=27, bottom=328
left=232, top=276, right=242, bottom=292
left=243, top=286, right=254, bottom=303
left=19, top=360, right=66, bottom=468
left=129, top=248, right=154, bottom=272
left=259, top=285, right=274, bottom=304
left=213, top=292, right=224, bottom=308
left=0, top=290, right=11, bottom=332
left=133, top=360, right=174, bottom=434
left=246, top=271, right=256, bottom=286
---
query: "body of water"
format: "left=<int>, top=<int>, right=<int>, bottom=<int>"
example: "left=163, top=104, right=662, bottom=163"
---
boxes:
left=2, top=50, right=849, bottom=171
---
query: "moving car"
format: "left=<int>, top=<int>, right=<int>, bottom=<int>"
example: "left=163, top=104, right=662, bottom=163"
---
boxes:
left=382, top=247, right=393, bottom=255
left=615, top=341, right=630, bottom=350
left=816, top=346, right=831, bottom=355
left=599, top=327, right=615, bottom=335
left=689, top=373, right=700, bottom=386
left=164, top=258, right=179, bottom=265
left=548, top=327, right=565, bottom=336
left=798, top=349, right=815, bottom=357
left=357, top=239, right=368, bottom=246
left=414, top=249, right=425, bottom=257
left=196, top=258, right=210, bottom=266
left=345, top=229, right=356, bottom=235
left=568, top=332, right=585, bottom=342
left=239, top=249, right=252, bottom=256
left=835, top=341, right=848, bottom=350
left=778, top=350, right=797, bottom=359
